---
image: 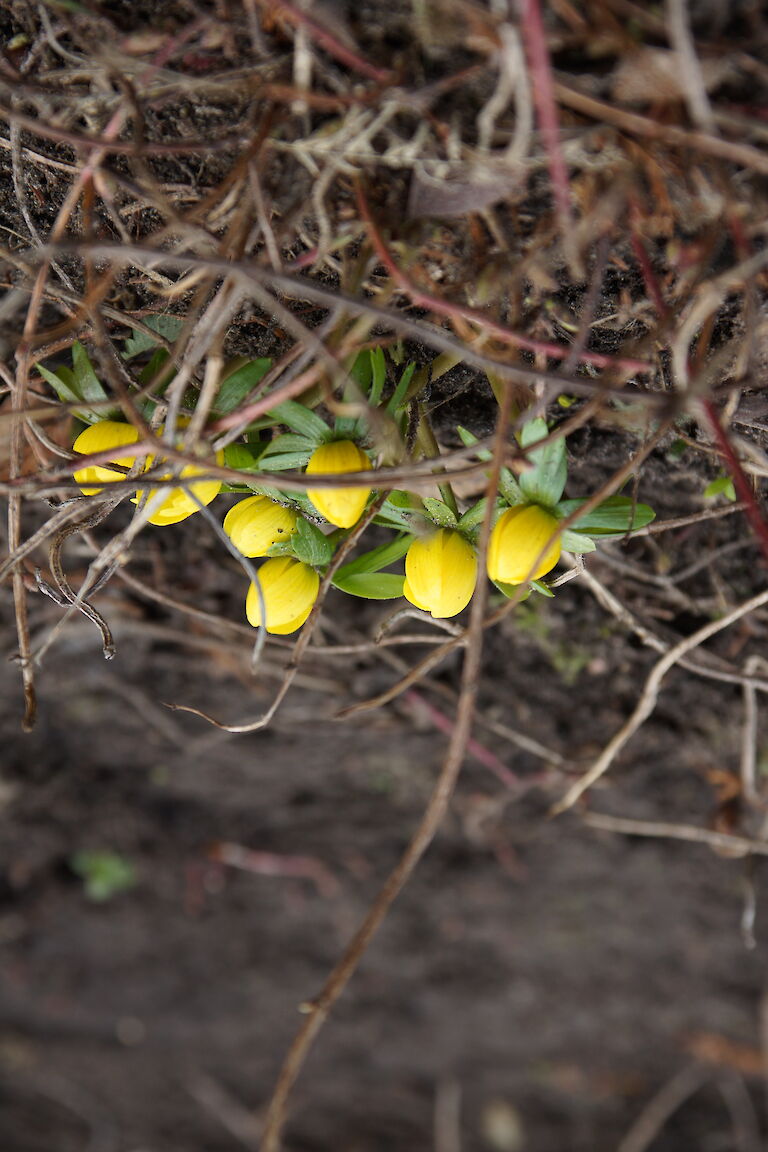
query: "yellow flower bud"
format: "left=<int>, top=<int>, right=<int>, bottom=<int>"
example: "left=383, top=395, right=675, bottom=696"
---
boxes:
left=72, top=421, right=140, bottom=495
left=305, top=440, right=371, bottom=528
left=223, top=495, right=299, bottom=557
left=139, top=460, right=222, bottom=526
left=403, top=529, right=477, bottom=619
left=72, top=420, right=222, bottom=526
left=487, top=504, right=561, bottom=584
left=245, top=557, right=320, bottom=634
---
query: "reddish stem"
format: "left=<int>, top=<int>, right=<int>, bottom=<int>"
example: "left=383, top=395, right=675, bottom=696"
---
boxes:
left=701, top=398, right=768, bottom=571
left=355, top=183, right=650, bottom=375
left=520, top=0, right=576, bottom=265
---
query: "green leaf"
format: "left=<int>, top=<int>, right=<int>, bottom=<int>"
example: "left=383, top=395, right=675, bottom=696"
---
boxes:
left=71, top=342, right=108, bottom=404
left=70, top=851, right=136, bottom=902
left=292, top=517, right=334, bottom=566
left=213, top=359, right=272, bottom=415
left=457, top=425, right=492, bottom=461
left=268, top=400, right=332, bottom=442
left=123, top=314, right=185, bottom=359
left=530, top=579, right=556, bottom=598
left=704, top=475, right=736, bottom=502
left=457, top=499, right=488, bottom=532
left=422, top=497, right=458, bottom=528
left=499, top=468, right=523, bottom=505
left=261, top=433, right=314, bottom=457
left=259, top=451, right=314, bottom=472
left=492, top=579, right=523, bottom=599
left=349, top=346, right=388, bottom=406
left=332, top=572, right=405, bottom=599
left=518, top=418, right=567, bottom=508
left=243, top=481, right=286, bottom=502
left=334, top=534, right=412, bottom=580
left=556, top=495, right=655, bottom=535
left=37, top=349, right=114, bottom=423
left=373, top=491, right=421, bottom=531
left=386, top=362, right=417, bottom=414
left=560, top=529, right=597, bottom=554
left=138, top=348, right=174, bottom=390
left=224, top=443, right=265, bottom=472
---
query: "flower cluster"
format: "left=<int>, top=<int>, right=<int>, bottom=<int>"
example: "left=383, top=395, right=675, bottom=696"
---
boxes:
left=65, top=344, right=654, bottom=637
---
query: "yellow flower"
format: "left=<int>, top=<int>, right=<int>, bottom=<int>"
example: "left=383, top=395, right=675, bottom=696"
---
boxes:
left=305, top=440, right=371, bottom=528
left=223, top=495, right=298, bottom=557
left=72, top=421, right=140, bottom=495
left=72, top=420, right=222, bottom=526
left=487, top=504, right=561, bottom=584
left=245, top=557, right=320, bottom=634
left=403, top=529, right=477, bottom=619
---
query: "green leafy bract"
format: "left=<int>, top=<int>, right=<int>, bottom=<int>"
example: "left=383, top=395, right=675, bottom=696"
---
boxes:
left=331, top=572, right=406, bottom=600
left=224, top=443, right=265, bottom=472
left=556, top=495, right=655, bottom=535
left=422, top=496, right=458, bottom=528
left=519, top=418, right=567, bottom=508
left=267, top=399, right=332, bottom=442
left=334, top=534, right=412, bottom=581
left=559, top=529, right=597, bottom=554
left=214, top=359, right=272, bottom=415
left=291, top=517, right=334, bottom=567
left=37, top=341, right=116, bottom=423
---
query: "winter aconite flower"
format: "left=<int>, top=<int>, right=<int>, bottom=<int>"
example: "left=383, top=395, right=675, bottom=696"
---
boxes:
left=72, top=420, right=222, bottom=526
left=487, top=504, right=561, bottom=584
left=403, top=529, right=477, bottom=619
left=72, top=420, right=141, bottom=494
left=245, top=557, right=320, bottom=634
left=223, top=495, right=298, bottom=557
left=305, top=440, right=371, bottom=528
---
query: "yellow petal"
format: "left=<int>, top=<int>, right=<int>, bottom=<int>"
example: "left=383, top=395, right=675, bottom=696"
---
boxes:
left=72, top=421, right=140, bottom=495
left=245, top=557, right=320, bottom=634
left=223, top=495, right=298, bottom=557
left=403, top=529, right=477, bottom=619
left=305, top=440, right=371, bottom=528
left=487, top=504, right=561, bottom=584
left=142, top=461, right=223, bottom=525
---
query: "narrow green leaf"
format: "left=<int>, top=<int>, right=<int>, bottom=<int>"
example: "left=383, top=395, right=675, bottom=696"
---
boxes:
left=457, top=424, right=492, bottom=461
left=422, top=497, right=458, bottom=528
left=369, top=347, right=387, bottom=405
left=386, top=362, right=417, bottom=414
left=268, top=400, right=332, bottom=442
left=224, top=443, right=265, bottom=472
left=335, top=534, right=412, bottom=580
left=259, top=450, right=313, bottom=472
left=71, top=342, right=110, bottom=404
left=214, top=358, right=272, bottom=415
left=261, top=433, right=314, bottom=456
left=518, top=418, right=567, bottom=508
left=560, top=529, right=597, bottom=554
left=36, top=362, right=79, bottom=405
left=332, top=572, right=405, bottom=600
left=374, top=492, right=421, bottom=530
left=292, top=517, right=334, bottom=566
left=530, top=579, right=556, bottom=598
left=499, top=468, right=523, bottom=505
left=492, top=579, right=522, bottom=599
left=36, top=358, right=113, bottom=424
left=557, top=495, right=655, bottom=535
